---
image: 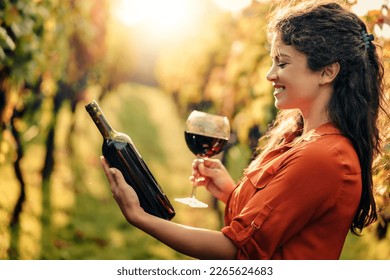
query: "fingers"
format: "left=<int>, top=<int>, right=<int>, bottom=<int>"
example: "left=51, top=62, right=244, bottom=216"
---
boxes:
left=100, top=157, right=144, bottom=224
left=192, top=158, right=220, bottom=173
left=202, top=158, right=220, bottom=168
left=101, top=156, right=115, bottom=185
left=100, top=156, right=125, bottom=196
left=189, top=174, right=207, bottom=186
left=191, top=158, right=206, bottom=184
left=190, top=158, right=222, bottom=187
left=197, top=158, right=221, bottom=177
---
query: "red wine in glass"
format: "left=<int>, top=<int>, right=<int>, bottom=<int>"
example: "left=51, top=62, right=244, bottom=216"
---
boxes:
left=184, top=132, right=228, bottom=158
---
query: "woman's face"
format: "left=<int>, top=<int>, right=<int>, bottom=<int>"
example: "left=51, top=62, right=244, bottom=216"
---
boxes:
left=266, top=34, right=323, bottom=116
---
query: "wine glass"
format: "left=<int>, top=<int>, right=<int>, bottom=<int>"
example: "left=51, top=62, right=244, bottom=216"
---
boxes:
left=175, top=110, right=230, bottom=208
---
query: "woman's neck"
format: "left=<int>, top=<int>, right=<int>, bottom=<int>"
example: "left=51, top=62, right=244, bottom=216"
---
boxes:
left=301, top=109, right=330, bottom=135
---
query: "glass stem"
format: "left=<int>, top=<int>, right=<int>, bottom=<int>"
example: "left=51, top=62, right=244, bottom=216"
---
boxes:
left=190, top=186, right=197, bottom=199
left=190, top=155, right=204, bottom=199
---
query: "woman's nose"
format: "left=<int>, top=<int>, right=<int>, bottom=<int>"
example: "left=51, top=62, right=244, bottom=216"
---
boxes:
left=266, top=65, right=277, bottom=81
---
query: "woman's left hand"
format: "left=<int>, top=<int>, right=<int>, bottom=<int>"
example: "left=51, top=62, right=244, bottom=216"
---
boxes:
left=100, top=156, right=145, bottom=225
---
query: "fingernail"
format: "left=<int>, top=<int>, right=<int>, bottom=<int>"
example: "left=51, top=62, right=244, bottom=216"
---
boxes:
left=195, top=177, right=205, bottom=183
left=110, top=169, right=116, bottom=175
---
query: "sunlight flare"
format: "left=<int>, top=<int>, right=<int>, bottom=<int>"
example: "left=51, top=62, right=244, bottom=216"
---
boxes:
left=212, top=0, right=252, bottom=13
left=351, top=0, right=384, bottom=16
left=114, top=0, right=149, bottom=26
left=114, top=0, right=199, bottom=36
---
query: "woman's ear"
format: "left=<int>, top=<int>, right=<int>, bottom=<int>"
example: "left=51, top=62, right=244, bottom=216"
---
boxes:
left=320, top=62, right=340, bottom=84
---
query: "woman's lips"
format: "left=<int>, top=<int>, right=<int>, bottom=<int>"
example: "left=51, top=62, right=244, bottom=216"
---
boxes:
left=273, top=84, right=285, bottom=95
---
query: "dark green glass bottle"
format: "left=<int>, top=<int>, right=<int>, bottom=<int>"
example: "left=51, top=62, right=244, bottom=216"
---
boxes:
left=85, top=100, right=175, bottom=220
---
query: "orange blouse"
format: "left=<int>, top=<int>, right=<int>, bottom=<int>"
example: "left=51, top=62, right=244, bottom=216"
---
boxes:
left=221, top=122, right=362, bottom=259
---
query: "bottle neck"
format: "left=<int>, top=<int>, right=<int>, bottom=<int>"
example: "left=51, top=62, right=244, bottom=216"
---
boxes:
left=85, top=100, right=115, bottom=140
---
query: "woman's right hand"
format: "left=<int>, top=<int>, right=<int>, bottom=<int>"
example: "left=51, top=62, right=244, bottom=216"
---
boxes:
left=190, top=158, right=235, bottom=204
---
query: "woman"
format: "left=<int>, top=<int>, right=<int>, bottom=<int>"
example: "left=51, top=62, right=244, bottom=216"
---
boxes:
left=101, top=0, right=387, bottom=259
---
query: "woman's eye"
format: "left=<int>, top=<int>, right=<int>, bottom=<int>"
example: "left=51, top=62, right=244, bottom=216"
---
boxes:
left=277, top=63, right=287, bottom=68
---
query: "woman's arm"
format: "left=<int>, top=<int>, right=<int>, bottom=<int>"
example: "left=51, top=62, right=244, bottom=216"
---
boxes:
left=135, top=212, right=237, bottom=259
left=101, top=157, right=237, bottom=259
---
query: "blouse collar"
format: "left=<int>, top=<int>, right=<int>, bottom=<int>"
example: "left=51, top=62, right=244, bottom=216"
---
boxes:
left=284, top=121, right=341, bottom=144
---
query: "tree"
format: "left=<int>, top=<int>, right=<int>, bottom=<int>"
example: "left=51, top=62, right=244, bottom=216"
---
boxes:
left=0, top=0, right=136, bottom=258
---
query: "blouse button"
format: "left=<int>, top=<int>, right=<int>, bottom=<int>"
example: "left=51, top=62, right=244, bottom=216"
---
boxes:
left=251, top=220, right=260, bottom=231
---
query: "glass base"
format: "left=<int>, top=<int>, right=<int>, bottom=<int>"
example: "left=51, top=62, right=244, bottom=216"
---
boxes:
left=175, top=197, right=208, bottom=208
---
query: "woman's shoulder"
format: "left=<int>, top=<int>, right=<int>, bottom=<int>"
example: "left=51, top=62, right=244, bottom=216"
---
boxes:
left=295, top=125, right=360, bottom=174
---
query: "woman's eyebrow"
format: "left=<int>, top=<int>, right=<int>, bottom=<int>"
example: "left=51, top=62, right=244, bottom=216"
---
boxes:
left=279, top=52, right=291, bottom=58
left=271, top=52, right=291, bottom=60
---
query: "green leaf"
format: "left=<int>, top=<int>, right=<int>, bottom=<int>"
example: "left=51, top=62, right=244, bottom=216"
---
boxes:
left=0, top=26, right=16, bottom=50
left=0, top=47, right=6, bottom=60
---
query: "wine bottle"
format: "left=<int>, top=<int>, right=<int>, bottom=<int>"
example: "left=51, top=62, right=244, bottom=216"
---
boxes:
left=85, top=100, right=175, bottom=220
